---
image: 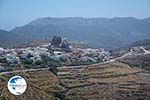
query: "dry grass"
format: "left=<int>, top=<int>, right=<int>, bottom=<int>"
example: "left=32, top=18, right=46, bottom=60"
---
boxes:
left=0, top=70, right=64, bottom=100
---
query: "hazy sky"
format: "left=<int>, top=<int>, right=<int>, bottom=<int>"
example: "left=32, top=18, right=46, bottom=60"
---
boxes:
left=0, top=0, right=150, bottom=30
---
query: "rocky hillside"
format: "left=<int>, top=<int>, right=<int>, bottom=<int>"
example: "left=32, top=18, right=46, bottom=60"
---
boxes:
left=112, top=39, right=150, bottom=70
left=118, top=48, right=150, bottom=71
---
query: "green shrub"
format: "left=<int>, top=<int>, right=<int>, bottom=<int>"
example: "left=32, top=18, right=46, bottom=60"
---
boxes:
left=49, top=66, right=58, bottom=76
left=22, top=59, right=33, bottom=65
left=35, top=60, right=43, bottom=65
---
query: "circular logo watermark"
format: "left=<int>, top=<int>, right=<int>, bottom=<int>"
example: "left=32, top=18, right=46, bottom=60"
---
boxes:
left=7, top=75, right=27, bottom=95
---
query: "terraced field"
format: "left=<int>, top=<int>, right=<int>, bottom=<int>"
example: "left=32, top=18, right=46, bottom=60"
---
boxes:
left=0, top=61, right=150, bottom=100
left=58, top=62, right=150, bottom=100
left=0, top=70, right=64, bottom=100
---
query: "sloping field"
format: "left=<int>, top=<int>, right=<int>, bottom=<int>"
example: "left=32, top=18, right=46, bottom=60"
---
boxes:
left=58, top=62, right=150, bottom=100
left=0, top=70, right=64, bottom=100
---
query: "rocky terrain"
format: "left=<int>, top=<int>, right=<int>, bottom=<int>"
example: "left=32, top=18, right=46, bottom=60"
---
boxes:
left=115, top=39, right=150, bottom=71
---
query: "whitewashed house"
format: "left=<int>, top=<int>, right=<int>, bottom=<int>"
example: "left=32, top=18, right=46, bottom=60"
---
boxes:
left=6, top=54, right=20, bottom=64
left=0, top=47, right=5, bottom=55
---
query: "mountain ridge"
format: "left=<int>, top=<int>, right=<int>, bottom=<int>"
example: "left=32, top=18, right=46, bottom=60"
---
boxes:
left=0, top=17, right=150, bottom=49
left=10, top=17, right=150, bottom=49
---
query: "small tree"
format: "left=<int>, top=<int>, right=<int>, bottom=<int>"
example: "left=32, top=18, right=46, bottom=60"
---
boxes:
left=48, top=65, right=58, bottom=76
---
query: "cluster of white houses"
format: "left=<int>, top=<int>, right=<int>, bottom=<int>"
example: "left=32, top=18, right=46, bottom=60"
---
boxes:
left=0, top=38, right=110, bottom=72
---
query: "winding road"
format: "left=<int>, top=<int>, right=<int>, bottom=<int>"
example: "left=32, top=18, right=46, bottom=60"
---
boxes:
left=1, top=47, right=149, bottom=75
left=140, top=46, right=150, bottom=54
